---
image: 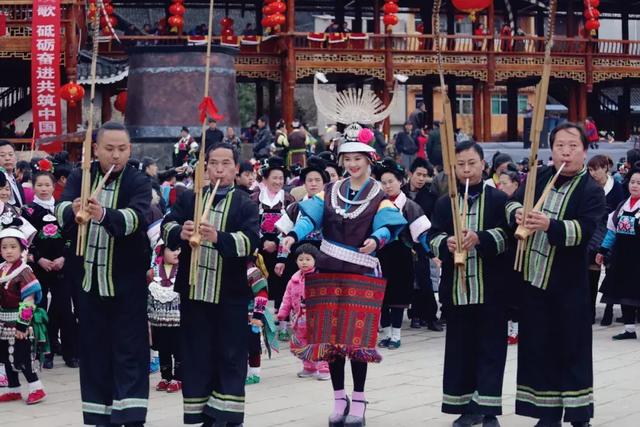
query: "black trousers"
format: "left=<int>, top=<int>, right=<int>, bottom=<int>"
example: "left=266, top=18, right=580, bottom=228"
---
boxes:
left=0, top=339, right=39, bottom=387
left=516, top=284, right=594, bottom=422
left=408, top=250, right=438, bottom=322
left=78, top=286, right=149, bottom=425
left=152, top=326, right=182, bottom=381
left=42, top=272, right=79, bottom=362
left=442, top=303, right=508, bottom=416
left=181, top=297, right=248, bottom=425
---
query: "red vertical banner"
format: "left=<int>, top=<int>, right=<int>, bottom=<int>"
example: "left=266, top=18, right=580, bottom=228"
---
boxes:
left=0, top=14, right=7, bottom=37
left=31, top=0, right=62, bottom=153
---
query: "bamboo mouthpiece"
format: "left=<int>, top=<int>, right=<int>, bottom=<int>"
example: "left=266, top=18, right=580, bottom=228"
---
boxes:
left=75, top=210, right=91, bottom=225
left=454, top=250, right=467, bottom=266
left=189, top=234, right=201, bottom=249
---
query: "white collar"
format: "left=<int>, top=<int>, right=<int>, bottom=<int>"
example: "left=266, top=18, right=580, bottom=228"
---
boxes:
left=603, top=175, right=614, bottom=196
left=33, top=196, right=55, bottom=212
left=258, top=183, right=285, bottom=208
left=392, top=191, right=407, bottom=211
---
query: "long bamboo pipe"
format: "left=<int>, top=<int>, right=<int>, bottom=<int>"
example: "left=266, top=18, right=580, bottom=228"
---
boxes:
left=75, top=164, right=115, bottom=224
left=189, top=179, right=221, bottom=249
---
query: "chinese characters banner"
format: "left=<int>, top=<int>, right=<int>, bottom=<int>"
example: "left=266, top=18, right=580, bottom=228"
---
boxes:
left=31, top=0, right=62, bottom=153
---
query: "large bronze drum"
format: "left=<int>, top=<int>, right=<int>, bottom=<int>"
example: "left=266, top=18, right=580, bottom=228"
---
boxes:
left=125, top=45, right=239, bottom=139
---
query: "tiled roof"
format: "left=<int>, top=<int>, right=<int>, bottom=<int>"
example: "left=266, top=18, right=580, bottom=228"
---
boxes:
left=76, top=50, right=129, bottom=85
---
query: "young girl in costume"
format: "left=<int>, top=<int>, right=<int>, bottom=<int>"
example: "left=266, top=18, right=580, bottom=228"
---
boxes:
left=598, top=168, right=640, bottom=340
left=147, top=242, right=182, bottom=393
left=278, top=244, right=330, bottom=380
left=245, top=252, right=276, bottom=385
left=282, top=125, right=406, bottom=427
left=0, top=225, right=47, bottom=405
left=23, top=166, right=69, bottom=368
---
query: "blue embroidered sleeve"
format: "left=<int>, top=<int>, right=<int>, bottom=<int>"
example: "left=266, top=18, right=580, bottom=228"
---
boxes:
left=418, top=233, right=431, bottom=253
left=292, top=193, right=324, bottom=240
left=372, top=202, right=407, bottom=247
left=601, top=229, right=616, bottom=250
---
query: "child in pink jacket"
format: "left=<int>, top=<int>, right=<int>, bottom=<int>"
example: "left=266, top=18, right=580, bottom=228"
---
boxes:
left=277, top=244, right=329, bottom=380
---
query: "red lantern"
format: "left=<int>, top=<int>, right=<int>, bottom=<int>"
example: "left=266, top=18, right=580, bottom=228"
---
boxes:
left=451, top=0, right=492, bottom=22
left=100, top=15, right=117, bottom=28
left=271, top=13, right=286, bottom=27
left=271, top=1, right=287, bottom=14
left=263, top=3, right=276, bottom=15
left=103, top=4, right=113, bottom=15
left=221, top=17, right=234, bottom=28
left=383, top=2, right=399, bottom=14
left=114, top=91, right=127, bottom=114
left=585, top=18, right=600, bottom=32
left=60, top=82, right=85, bottom=107
left=168, top=3, right=185, bottom=16
left=261, top=16, right=273, bottom=28
left=383, top=14, right=399, bottom=27
left=584, top=0, right=599, bottom=7
left=221, top=28, right=234, bottom=36
left=168, top=15, right=184, bottom=29
left=584, top=8, right=600, bottom=20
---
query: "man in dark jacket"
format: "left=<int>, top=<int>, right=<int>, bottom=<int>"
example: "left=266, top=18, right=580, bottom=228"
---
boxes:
left=426, top=122, right=443, bottom=171
left=402, top=158, right=442, bottom=331
left=395, top=121, right=418, bottom=171
left=408, top=102, right=426, bottom=131
left=253, top=116, right=273, bottom=159
left=204, top=119, right=224, bottom=153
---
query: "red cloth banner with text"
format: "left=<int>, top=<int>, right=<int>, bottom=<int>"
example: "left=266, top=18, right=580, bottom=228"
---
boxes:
left=31, top=0, right=62, bottom=153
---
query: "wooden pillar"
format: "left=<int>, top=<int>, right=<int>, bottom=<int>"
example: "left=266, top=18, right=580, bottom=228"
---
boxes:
left=567, top=0, right=577, bottom=37
left=567, top=82, right=578, bottom=122
left=535, top=9, right=545, bottom=37
left=335, top=0, right=345, bottom=28
left=101, top=86, right=112, bottom=125
left=255, top=0, right=263, bottom=35
left=422, top=83, right=434, bottom=128
left=373, top=0, right=381, bottom=34
left=256, top=82, right=264, bottom=119
left=620, top=82, right=631, bottom=141
left=382, top=29, right=393, bottom=137
left=448, top=78, right=458, bottom=131
left=482, top=84, right=492, bottom=142
left=353, top=0, right=363, bottom=32
left=506, top=83, right=518, bottom=141
left=420, top=0, right=432, bottom=34
left=446, top=2, right=455, bottom=50
left=473, top=82, right=482, bottom=141
left=622, top=7, right=629, bottom=54
left=577, top=83, right=588, bottom=123
left=280, top=0, right=296, bottom=127
left=268, top=81, right=276, bottom=128
left=487, top=0, right=495, bottom=45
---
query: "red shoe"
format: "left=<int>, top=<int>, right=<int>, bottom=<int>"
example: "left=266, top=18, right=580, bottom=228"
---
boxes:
left=508, top=335, right=518, bottom=345
left=155, top=379, right=170, bottom=391
left=26, top=389, right=46, bottom=405
left=166, top=380, right=182, bottom=393
left=0, top=392, right=22, bottom=402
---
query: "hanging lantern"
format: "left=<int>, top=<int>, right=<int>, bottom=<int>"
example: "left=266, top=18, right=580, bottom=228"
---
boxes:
left=100, top=15, right=118, bottom=28
left=584, top=18, right=600, bottom=32
left=271, top=13, right=286, bottom=27
left=262, top=0, right=286, bottom=33
left=583, top=0, right=600, bottom=37
left=60, top=82, right=85, bottom=107
left=168, top=2, right=186, bottom=16
left=221, top=17, right=234, bottom=28
left=168, top=0, right=186, bottom=33
left=584, top=0, right=599, bottom=7
left=451, top=0, right=492, bottom=22
left=584, top=9, right=599, bottom=20
left=382, top=2, right=399, bottom=14
left=383, top=14, right=398, bottom=27
left=103, top=4, right=114, bottom=15
left=114, top=91, right=127, bottom=114
left=271, top=1, right=287, bottom=14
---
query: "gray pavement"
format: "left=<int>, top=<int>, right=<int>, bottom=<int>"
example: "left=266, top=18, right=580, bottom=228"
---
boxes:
left=1, top=303, right=640, bottom=426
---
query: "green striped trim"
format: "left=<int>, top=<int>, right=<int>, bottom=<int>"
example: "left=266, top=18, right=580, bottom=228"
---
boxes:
left=119, top=208, right=139, bottom=236
left=231, top=231, right=251, bottom=257
left=55, top=201, right=72, bottom=228
left=82, top=401, right=112, bottom=415
left=112, top=398, right=148, bottom=411
left=184, top=397, right=208, bottom=415
left=206, top=390, right=245, bottom=414
left=162, top=221, right=180, bottom=243
left=486, top=228, right=507, bottom=254
left=525, top=169, right=585, bottom=290
left=563, top=219, right=582, bottom=246
left=190, top=189, right=234, bottom=304
left=443, top=391, right=502, bottom=407
left=429, top=233, right=447, bottom=259
left=82, top=171, right=124, bottom=297
left=454, top=190, right=485, bottom=306
left=516, top=385, right=593, bottom=409
left=505, top=200, right=522, bottom=222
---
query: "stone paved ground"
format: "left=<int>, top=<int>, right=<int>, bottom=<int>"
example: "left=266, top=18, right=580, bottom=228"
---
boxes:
left=2, top=304, right=640, bottom=427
